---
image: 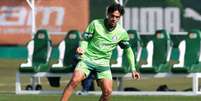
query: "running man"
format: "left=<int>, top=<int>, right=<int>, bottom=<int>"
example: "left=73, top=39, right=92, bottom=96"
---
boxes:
left=61, top=3, right=140, bottom=101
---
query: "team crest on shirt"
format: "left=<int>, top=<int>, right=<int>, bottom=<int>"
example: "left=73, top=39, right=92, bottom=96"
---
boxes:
left=112, top=35, right=117, bottom=41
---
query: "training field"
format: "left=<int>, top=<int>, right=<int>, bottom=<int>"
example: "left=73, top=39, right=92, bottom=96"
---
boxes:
left=1, top=94, right=201, bottom=101
left=1, top=59, right=201, bottom=101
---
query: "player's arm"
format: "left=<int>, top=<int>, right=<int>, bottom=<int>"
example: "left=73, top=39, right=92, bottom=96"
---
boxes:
left=118, top=40, right=140, bottom=79
left=77, top=20, right=95, bottom=55
left=77, top=32, right=93, bottom=55
left=118, top=40, right=136, bottom=71
left=124, top=47, right=136, bottom=71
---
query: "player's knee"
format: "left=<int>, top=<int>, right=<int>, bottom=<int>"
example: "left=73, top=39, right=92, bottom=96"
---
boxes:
left=70, top=78, right=80, bottom=88
left=102, top=88, right=112, bottom=96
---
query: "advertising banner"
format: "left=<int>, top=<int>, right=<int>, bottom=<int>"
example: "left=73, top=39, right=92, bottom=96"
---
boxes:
left=0, top=0, right=89, bottom=45
left=123, top=0, right=201, bottom=34
left=90, top=0, right=201, bottom=34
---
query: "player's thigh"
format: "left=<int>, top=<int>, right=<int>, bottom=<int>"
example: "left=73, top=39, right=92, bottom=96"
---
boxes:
left=74, top=61, right=91, bottom=80
left=71, top=70, right=86, bottom=82
left=98, top=78, right=113, bottom=93
left=97, top=70, right=113, bottom=91
left=97, top=70, right=112, bottom=80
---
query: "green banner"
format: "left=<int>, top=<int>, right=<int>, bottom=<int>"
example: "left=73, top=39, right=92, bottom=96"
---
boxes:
left=90, top=0, right=201, bottom=34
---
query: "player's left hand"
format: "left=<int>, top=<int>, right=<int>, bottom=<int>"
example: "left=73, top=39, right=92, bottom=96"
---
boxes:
left=131, top=71, right=140, bottom=80
left=76, top=47, right=84, bottom=55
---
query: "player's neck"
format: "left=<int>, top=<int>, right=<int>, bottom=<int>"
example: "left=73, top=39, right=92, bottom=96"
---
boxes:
left=104, top=19, right=116, bottom=32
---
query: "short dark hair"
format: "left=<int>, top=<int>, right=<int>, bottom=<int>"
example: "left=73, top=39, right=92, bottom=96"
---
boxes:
left=107, top=3, right=125, bottom=16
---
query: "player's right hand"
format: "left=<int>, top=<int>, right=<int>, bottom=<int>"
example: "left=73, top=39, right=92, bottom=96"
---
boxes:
left=131, top=71, right=140, bottom=80
left=76, top=47, right=84, bottom=55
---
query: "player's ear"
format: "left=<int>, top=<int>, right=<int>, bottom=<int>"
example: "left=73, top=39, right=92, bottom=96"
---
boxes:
left=105, top=6, right=109, bottom=18
left=105, top=11, right=109, bottom=18
left=106, top=15, right=108, bottom=18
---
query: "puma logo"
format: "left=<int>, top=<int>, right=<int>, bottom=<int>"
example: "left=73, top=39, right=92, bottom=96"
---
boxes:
left=184, top=8, right=201, bottom=21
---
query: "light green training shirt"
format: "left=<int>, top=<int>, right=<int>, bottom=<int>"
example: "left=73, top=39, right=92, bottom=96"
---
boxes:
left=80, top=19, right=136, bottom=71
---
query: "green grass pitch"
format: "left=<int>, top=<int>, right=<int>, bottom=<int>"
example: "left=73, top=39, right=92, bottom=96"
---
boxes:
left=1, top=59, right=201, bottom=101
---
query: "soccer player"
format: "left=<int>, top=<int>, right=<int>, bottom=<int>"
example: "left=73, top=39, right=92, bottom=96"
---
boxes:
left=61, top=3, right=140, bottom=101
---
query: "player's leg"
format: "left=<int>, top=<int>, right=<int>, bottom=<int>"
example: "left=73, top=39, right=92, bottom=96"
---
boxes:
left=97, top=70, right=113, bottom=101
left=61, top=70, right=85, bottom=101
left=99, top=79, right=113, bottom=101
left=81, top=73, right=95, bottom=91
left=61, top=61, right=90, bottom=101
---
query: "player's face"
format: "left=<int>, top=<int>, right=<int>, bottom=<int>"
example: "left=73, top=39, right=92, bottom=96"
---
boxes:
left=107, top=10, right=121, bottom=27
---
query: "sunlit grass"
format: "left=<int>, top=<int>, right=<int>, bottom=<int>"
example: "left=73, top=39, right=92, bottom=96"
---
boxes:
left=0, top=59, right=201, bottom=101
